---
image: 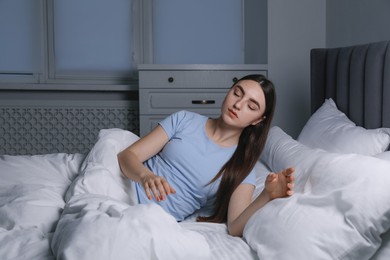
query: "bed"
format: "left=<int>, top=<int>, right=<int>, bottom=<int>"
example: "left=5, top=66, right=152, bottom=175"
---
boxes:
left=1, top=41, right=389, bottom=260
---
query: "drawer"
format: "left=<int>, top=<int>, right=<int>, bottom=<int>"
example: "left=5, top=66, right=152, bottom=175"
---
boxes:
left=139, top=89, right=227, bottom=115
left=139, top=70, right=267, bottom=89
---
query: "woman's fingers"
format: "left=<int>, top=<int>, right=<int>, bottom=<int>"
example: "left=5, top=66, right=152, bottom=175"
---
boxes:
left=265, top=167, right=296, bottom=199
left=282, top=167, right=295, bottom=177
left=266, top=172, right=277, bottom=182
left=285, top=167, right=295, bottom=196
left=151, top=180, right=163, bottom=201
left=146, top=178, right=162, bottom=201
left=142, top=175, right=175, bottom=202
left=143, top=182, right=153, bottom=200
left=161, top=178, right=176, bottom=196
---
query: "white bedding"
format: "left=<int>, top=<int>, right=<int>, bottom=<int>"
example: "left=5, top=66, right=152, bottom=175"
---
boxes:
left=1, top=126, right=390, bottom=260
left=0, top=153, right=84, bottom=260
left=0, top=130, right=258, bottom=260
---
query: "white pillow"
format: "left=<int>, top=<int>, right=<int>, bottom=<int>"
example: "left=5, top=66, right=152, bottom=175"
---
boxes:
left=297, top=98, right=390, bottom=155
left=245, top=126, right=390, bottom=259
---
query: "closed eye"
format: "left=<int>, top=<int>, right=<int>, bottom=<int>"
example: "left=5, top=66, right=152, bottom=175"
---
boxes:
left=233, top=88, right=242, bottom=97
left=233, top=85, right=261, bottom=111
left=249, top=100, right=260, bottom=111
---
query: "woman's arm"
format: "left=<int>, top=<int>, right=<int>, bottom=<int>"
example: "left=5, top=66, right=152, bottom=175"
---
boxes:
left=227, top=167, right=295, bottom=237
left=117, top=125, right=176, bottom=201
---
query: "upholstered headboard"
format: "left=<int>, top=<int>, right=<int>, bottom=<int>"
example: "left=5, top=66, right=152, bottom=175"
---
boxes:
left=310, top=41, right=390, bottom=129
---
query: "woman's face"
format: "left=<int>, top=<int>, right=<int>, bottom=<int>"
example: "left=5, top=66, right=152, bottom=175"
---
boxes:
left=221, top=79, right=266, bottom=129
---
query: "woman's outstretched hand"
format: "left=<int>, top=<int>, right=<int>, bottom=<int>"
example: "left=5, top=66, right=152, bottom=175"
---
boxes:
left=265, top=167, right=295, bottom=199
left=140, top=173, right=176, bottom=202
left=226, top=167, right=295, bottom=237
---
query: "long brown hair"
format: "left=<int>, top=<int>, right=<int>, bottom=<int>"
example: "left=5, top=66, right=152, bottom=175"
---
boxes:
left=197, top=74, right=276, bottom=223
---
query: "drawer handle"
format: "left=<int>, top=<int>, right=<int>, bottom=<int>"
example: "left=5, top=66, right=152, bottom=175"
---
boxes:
left=168, top=77, right=174, bottom=83
left=192, top=100, right=215, bottom=105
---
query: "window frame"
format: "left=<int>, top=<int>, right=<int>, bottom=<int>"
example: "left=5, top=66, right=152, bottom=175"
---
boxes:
left=0, top=0, right=46, bottom=84
left=0, top=0, right=152, bottom=88
left=0, top=0, right=265, bottom=89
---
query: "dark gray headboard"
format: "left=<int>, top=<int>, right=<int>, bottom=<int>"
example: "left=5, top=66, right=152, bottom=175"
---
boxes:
left=311, top=41, right=390, bottom=129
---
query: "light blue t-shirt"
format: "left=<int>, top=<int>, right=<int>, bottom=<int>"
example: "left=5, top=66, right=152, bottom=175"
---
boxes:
left=135, top=110, right=256, bottom=221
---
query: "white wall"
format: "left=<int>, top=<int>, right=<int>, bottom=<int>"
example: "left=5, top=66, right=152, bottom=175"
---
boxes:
left=268, top=0, right=326, bottom=138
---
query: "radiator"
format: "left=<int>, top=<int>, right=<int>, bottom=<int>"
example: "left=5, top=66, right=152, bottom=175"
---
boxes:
left=0, top=100, right=139, bottom=155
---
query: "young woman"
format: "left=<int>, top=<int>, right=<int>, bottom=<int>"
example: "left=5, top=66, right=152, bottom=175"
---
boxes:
left=118, top=74, right=295, bottom=237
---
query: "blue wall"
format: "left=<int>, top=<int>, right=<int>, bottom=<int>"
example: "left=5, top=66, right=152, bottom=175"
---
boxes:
left=326, top=0, right=390, bottom=47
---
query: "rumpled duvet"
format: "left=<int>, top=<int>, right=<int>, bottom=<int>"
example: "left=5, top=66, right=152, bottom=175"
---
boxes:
left=51, top=129, right=210, bottom=260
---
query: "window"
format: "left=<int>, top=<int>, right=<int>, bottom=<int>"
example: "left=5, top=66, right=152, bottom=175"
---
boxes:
left=0, top=0, right=44, bottom=83
left=0, top=0, right=148, bottom=85
left=151, top=0, right=267, bottom=65
left=0, top=0, right=266, bottom=86
left=152, top=0, right=243, bottom=64
left=50, top=0, right=135, bottom=81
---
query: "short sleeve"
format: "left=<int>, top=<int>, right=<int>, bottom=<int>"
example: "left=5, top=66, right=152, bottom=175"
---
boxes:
left=158, top=110, right=189, bottom=139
